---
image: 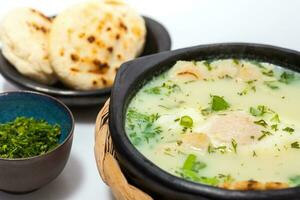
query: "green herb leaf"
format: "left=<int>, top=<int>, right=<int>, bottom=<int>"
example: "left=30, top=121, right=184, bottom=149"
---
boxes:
left=291, top=142, right=300, bottom=149
left=279, top=72, right=295, bottom=84
left=264, top=81, right=279, bottom=90
left=254, top=119, right=268, bottom=128
left=144, top=86, right=161, bottom=94
left=258, top=130, right=272, bottom=141
left=250, top=60, right=266, bottom=69
left=231, top=139, right=238, bottom=153
left=208, top=144, right=227, bottom=154
left=180, top=116, right=193, bottom=128
left=126, top=109, right=162, bottom=145
left=271, top=124, right=279, bottom=131
left=144, top=81, right=181, bottom=96
left=203, top=60, right=212, bottom=71
left=289, top=175, right=300, bottom=186
left=0, top=117, right=61, bottom=159
left=271, top=114, right=280, bottom=123
left=232, top=59, right=239, bottom=65
left=249, top=105, right=270, bottom=117
left=183, top=154, right=206, bottom=172
left=283, top=127, right=294, bottom=134
left=211, top=95, right=230, bottom=111
left=262, top=69, right=274, bottom=77
left=218, top=174, right=235, bottom=183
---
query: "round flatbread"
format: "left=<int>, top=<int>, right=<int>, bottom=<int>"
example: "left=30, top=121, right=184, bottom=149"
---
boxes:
left=0, top=8, right=57, bottom=85
left=49, top=0, right=146, bottom=90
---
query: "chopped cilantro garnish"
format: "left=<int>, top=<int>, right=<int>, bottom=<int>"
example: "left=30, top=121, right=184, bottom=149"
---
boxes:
left=283, top=127, right=294, bottom=134
left=289, top=175, right=300, bottom=186
left=262, top=69, right=274, bottom=77
left=254, top=119, right=268, bottom=128
left=264, top=81, right=279, bottom=90
left=0, top=117, right=61, bottom=159
left=250, top=60, right=266, bottom=69
left=183, top=154, right=206, bottom=172
left=203, top=60, right=212, bottom=71
left=144, top=86, right=161, bottom=94
left=232, top=59, right=239, bottom=65
left=271, top=114, right=280, bottom=123
left=249, top=105, right=269, bottom=116
left=144, top=81, right=181, bottom=96
left=271, top=124, right=279, bottom=131
left=252, top=151, right=257, bottom=157
left=208, top=144, right=227, bottom=154
left=126, top=109, right=162, bottom=145
left=211, top=95, right=230, bottom=111
left=291, top=142, right=300, bottom=149
left=258, top=130, right=272, bottom=141
left=218, top=174, right=235, bottom=183
left=177, top=154, right=233, bottom=186
left=231, top=139, right=238, bottom=153
left=238, top=81, right=256, bottom=96
left=279, top=72, right=295, bottom=84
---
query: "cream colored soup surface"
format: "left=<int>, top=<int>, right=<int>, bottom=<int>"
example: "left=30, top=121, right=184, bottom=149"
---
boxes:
left=125, top=59, right=300, bottom=189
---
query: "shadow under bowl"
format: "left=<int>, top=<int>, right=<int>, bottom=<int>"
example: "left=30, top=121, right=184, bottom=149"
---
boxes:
left=0, top=16, right=171, bottom=107
left=0, top=91, right=74, bottom=193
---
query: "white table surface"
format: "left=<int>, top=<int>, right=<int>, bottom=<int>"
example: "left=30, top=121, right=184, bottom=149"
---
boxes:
left=0, top=0, right=300, bottom=199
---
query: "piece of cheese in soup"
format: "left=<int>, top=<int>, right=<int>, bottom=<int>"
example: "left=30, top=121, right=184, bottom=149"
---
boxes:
left=125, top=59, right=300, bottom=190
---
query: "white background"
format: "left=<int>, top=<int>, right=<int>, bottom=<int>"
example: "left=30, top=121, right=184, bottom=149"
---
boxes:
left=0, top=0, right=300, bottom=199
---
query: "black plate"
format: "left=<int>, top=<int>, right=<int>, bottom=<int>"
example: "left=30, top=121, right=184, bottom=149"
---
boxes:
left=0, top=16, right=171, bottom=107
left=110, top=43, right=300, bottom=200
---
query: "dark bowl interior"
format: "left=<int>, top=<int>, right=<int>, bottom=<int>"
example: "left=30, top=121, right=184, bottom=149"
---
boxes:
left=0, top=91, right=74, bottom=193
left=109, top=43, right=300, bottom=200
left=0, top=16, right=171, bottom=107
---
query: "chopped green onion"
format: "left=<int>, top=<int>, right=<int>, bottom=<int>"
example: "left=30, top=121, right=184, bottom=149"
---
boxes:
left=180, top=116, right=193, bottom=128
left=291, top=142, right=300, bottom=149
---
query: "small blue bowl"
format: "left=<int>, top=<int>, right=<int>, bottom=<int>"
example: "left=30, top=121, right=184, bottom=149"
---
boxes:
left=0, top=91, right=74, bottom=193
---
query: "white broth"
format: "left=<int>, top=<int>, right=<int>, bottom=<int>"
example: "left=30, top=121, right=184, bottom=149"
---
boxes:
left=125, top=59, right=300, bottom=189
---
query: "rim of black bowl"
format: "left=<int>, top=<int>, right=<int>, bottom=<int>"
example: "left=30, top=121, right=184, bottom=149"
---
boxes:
left=110, top=43, right=300, bottom=200
left=0, top=16, right=171, bottom=98
left=0, top=90, right=74, bottom=161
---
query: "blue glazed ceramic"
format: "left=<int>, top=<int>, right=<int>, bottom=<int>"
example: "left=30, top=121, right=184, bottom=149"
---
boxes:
left=0, top=91, right=74, bottom=193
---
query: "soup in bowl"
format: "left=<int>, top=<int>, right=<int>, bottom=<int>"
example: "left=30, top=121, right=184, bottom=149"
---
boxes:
left=109, top=43, right=300, bottom=200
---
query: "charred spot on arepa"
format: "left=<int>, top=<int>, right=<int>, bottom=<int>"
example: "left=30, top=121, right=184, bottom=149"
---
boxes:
left=92, top=59, right=110, bottom=74
left=92, top=80, right=98, bottom=85
left=87, top=35, right=96, bottom=43
left=119, top=21, right=128, bottom=31
left=101, top=77, right=108, bottom=85
left=30, top=8, right=51, bottom=22
left=107, top=46, right=113, bottom=53
left=27, top=22, right=49, bottom=34
left=70, top=67, right=80, bottom=72
left=117, top=54, right=122, bottom=60
left=70, top=53, right=79, bottom=62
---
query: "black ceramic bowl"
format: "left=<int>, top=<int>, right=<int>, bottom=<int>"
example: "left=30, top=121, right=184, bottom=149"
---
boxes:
left=0, top=16, right=171, bottom=107
left=0, top=91, right=74, bottom=193
left=109, top=43, right=300, bottom=200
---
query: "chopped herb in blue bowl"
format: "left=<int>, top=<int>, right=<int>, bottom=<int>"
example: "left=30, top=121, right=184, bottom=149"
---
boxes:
left=0, top=91, right=74, bottom=193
